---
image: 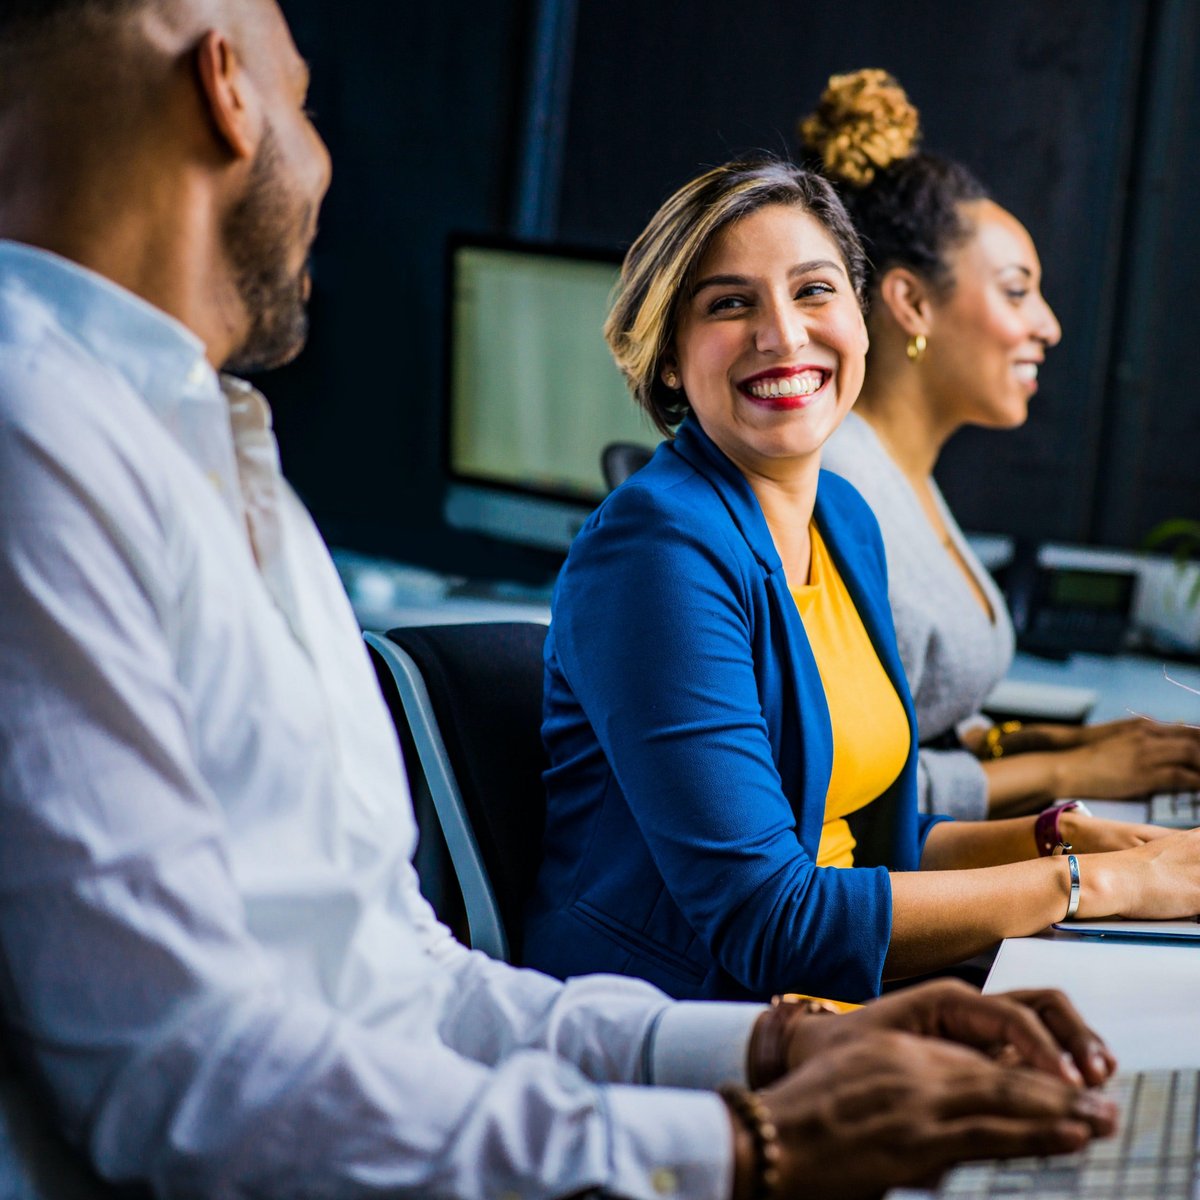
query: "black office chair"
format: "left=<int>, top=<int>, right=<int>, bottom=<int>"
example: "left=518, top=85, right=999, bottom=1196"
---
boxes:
left=364, top=622, right=549, bottom=963
left=600, top=441, right=655, bottom=491
left=0, top=1030, right=133, bottom=1200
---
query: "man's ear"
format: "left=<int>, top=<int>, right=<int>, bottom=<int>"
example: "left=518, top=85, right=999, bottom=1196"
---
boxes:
left=194, top=29, right=258, bottom=160
left=876, top=267, right=934, bottom=338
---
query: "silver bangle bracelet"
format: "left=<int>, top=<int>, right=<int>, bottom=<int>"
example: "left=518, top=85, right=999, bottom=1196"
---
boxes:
left=1064, top=853, right=1081, bottom=919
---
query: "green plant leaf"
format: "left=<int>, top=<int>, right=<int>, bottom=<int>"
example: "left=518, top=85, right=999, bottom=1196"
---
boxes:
left=1144, top=518, right=1200, bottom=571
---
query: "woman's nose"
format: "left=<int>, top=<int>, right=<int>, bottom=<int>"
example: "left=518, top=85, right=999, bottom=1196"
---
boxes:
left=755, top=300, right=810, bottom=355
left=1034, top=294, right=1062, bottom=347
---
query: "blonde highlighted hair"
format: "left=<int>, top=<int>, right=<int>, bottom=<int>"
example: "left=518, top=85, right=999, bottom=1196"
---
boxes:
left=605, top=157, right=866, bottom=436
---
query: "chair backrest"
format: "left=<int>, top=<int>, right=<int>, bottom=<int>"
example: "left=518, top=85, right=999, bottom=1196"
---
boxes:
left=0, top=1031, right=133, bottom=1200
left=600, top=441, right=654, bottom=491
left=365, top=622, right=548, bottom=962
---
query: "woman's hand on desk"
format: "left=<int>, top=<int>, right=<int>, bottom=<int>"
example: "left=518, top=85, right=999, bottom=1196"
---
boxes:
left=1058, top=809, right=1171, bottom=853
left=1080, top=825, right=1200, bottom=920
left=983, top=718, right=1200, bottom=815
left=996, top=716, right=1197, bottom=753
left=769, top=978, right=1115, bottom=1088
left=1049, top=720, right=1200, bottom=801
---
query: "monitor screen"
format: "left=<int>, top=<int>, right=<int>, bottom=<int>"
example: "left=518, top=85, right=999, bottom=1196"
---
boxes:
left=443, top=238, right=659, bottom=554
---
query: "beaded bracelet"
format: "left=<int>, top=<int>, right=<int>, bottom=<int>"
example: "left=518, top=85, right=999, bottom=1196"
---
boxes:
left=719, top=1085, right=782, bottom=1200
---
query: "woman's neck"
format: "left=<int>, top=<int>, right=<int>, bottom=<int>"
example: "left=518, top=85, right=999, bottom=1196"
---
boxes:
left=695, top=423, right=822, bottom=587
left=854, top=369, right=957, bottom=483
left=743, top=462, right=821, bottom=589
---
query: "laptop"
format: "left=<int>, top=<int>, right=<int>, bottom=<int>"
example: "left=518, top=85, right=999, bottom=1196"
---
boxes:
left=1053, top=916, right=1200, bottom=941
left=932, top=1066, right=1200, bottom=1198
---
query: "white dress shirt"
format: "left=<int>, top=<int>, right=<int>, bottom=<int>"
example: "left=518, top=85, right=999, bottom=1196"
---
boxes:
left=0, top=242, right=760, bottom=1199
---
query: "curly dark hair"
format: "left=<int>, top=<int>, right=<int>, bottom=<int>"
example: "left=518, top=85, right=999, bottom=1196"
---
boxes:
left=835, top=151, right=987, bottom=295
left=799, top=70, right=988, bottom=296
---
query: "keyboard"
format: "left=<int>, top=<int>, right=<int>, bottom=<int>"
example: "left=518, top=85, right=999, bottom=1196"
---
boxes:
left=1148, top=791, right=1200, bottom=829
left=936, top=1068, right=1199, bottom=1198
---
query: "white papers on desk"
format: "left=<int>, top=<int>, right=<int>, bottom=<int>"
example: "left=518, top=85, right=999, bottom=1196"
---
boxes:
left=983, top=677, right=1099, bottom=723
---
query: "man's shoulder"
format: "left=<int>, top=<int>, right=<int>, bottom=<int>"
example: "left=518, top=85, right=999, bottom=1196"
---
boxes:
left=0, top=298, right=118, bottom=433
left=0, top=317, right=177, bottom=546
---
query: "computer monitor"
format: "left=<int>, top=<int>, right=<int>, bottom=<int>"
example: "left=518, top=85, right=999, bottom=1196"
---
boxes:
left=443, top=236, right=659, bottom=554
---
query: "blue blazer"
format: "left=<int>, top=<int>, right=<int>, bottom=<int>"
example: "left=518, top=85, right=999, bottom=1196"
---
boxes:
left=523, top=418, right=947, bottom=1002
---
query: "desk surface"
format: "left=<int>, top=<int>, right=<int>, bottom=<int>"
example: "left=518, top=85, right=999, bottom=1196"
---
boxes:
left=1008, top=649, right=1200, bottom=724
left=983, top=796, right=1200, bottom=1070
left=985, top=930, right=1200, bottom=1070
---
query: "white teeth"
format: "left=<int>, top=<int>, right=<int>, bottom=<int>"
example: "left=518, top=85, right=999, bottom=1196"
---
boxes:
left=746, top=370, right=825, bottom=399
left=1014, top=362, right=1039, bottom=383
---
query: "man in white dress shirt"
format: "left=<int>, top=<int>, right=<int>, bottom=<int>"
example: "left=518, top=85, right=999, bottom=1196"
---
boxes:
left=0, top=1, right=1117, bottom=1197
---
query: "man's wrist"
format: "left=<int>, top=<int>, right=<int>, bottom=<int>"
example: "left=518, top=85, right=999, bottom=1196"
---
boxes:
left=747, top=996, right=840, bottom=1087
left=720, top=1086, right=782, bottom=1200
left=725, top=1099, right=757, bottom=1200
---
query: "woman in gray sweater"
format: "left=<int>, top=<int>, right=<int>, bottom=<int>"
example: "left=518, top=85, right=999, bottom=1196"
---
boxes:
left=808, top=69, right=1200, bottom=819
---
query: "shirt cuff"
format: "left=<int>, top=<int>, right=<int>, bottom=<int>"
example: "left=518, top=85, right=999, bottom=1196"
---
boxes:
left=647, top=1001, right=764, bottom=1090
left=603, top=1083, right=734, bottom=1200
left=917, top=747, right=989, bottom=820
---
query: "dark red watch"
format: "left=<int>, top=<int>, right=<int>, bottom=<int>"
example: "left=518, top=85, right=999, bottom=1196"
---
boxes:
left=1034, top=800, right=1092, bottom=857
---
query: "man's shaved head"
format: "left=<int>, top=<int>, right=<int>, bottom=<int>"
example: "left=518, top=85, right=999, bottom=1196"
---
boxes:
left=0, top=0, right=153, bottom=33
left=0, top=0, right=278, bottom=74
left=0, top=0, right=328, bottom=372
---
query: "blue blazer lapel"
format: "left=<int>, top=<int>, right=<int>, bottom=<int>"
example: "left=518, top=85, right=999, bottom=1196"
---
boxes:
left=668, top=418, right=781, bottom=571
left=669, top=419, right=835, bottom=849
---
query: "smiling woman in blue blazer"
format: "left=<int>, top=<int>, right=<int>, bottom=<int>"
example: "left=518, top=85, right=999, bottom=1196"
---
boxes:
left=522, top=157, right=1200, bottom=1004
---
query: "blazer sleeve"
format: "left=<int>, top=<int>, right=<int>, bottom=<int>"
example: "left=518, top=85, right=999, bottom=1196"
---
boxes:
left=552, top=482, right=892, bottom=1001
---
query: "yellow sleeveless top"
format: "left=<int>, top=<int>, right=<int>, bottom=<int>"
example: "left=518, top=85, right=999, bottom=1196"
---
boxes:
left=791, top=525, right=909, bottom=868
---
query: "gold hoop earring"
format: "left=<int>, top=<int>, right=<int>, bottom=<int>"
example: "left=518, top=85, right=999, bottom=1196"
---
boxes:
left=663, top=371, right=679, bottom=390
left=906, top=334, right=927, bottom=363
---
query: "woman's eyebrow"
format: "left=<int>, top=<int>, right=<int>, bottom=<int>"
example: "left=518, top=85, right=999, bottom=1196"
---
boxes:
left=690, top=260, right=844, bottom=297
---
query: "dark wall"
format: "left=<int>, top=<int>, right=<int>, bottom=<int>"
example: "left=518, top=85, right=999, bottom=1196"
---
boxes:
left=274, top=0, right=1200, bottom=579
left=270, top=0, right=565, bottom=582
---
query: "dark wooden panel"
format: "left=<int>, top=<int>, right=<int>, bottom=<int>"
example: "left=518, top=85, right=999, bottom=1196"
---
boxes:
left=268, top=1, right=567, bottom=580
left=1091, top=0, right=1200, bottom=547
left=269, top=0, right=1182, bottom=574
left=559, top=0, right=1149, bottom=544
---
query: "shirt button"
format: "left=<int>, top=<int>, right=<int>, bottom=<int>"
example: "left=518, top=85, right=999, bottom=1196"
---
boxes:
left=187, top=360, right=208, bottom=386
left=651, top=1167, right=679, bottom=1194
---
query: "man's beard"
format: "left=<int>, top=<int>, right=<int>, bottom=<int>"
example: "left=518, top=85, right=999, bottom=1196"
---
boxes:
left=222, top=127, right=315, bottom=375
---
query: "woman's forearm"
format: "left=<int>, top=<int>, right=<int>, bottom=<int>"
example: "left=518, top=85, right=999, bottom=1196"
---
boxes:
left=885, top=857, right=1075, bottom=979
left=889, top=823, right=1200, bottom=980
left=919, top=815, right=1039, bottom=870
left=982, top=753, right=1067, bottom=816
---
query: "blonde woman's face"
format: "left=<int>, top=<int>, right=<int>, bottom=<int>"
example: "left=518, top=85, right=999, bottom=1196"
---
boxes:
left=666, top=204, right=868, bottom=477
left=924, top=200, right=1062, bottom=429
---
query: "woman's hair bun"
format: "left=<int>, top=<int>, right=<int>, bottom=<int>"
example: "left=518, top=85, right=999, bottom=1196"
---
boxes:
left=799, top=69, right=920, bottom=187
